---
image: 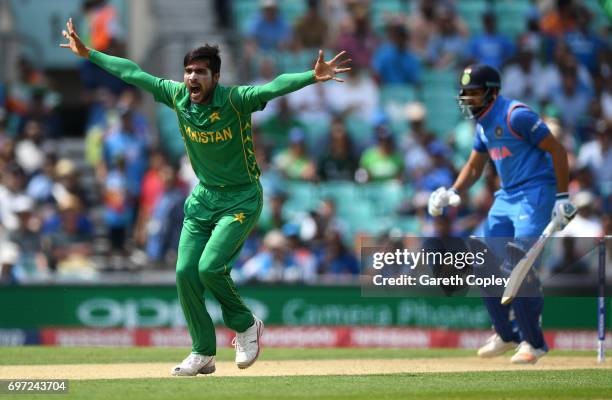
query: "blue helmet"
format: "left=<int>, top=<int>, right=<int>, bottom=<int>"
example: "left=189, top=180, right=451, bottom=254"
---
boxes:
left=457, top=64, right=501, bottom=119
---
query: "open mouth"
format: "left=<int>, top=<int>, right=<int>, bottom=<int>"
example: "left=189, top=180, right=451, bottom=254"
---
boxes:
left=189, top=85, right=202, bottom=97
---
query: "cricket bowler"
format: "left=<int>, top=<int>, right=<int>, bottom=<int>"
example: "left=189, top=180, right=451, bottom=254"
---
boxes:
left=60, top=18, right=350, bottom=375
left=427, top=64, right=576, bottom=364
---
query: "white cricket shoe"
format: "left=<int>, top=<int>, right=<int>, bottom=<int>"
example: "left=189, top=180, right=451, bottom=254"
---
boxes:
left=234, top=316, right=264, bottom=369
left=477, top=333, right=518, bottom=358
left=511, top=341, right=547, bottom=364
left=171, top=353, right=216, bottom=376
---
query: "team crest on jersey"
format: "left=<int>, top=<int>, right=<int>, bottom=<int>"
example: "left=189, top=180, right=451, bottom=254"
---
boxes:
left=210, top=112, right=221, bottom=122
left=232, top=212, right=246, bottom=224
left=494, top=126, right=503, bottom=138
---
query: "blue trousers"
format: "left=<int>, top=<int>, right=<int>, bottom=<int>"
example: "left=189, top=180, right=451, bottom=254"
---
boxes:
left=480, top=183, right=556, bottom=350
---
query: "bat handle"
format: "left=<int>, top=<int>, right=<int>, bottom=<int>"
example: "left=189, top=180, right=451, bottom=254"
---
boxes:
left=542, top=219, right=559, bottom=237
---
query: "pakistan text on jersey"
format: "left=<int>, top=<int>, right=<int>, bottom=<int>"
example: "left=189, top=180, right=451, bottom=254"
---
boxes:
left=183, top=126, right=233, bottom=144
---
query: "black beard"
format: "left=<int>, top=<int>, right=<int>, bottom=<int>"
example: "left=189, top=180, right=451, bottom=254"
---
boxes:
left=472, top=106, right=487, bottom=118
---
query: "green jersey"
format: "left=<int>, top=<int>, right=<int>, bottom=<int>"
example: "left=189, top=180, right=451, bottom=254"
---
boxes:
left=89, top=50, right=316, bottom=187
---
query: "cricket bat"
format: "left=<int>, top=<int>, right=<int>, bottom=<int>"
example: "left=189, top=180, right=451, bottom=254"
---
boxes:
left=501, top=220, right=559, bottom=305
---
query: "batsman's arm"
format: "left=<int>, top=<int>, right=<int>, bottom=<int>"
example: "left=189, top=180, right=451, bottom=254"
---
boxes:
left=508, top=106, right=569, bottom=194
left=451, top=150, right=489, bottom=194
left=537, top=134, right=569, bottom=194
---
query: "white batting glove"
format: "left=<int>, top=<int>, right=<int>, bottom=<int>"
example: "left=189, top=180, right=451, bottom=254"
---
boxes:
left=551, top=192, right=577, bottom=230
left=428, top=187, right=461, bottom=217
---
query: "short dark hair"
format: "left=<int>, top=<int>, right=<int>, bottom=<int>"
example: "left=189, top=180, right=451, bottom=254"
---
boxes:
left=183, top=45, right=221, bottom=74
left=82, top=0, right=106, bottom=12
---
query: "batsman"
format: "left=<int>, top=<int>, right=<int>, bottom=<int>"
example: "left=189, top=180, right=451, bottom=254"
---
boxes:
left=428, top=65, right=576, bottom=364
left=60, top=18, right=351, bottom=375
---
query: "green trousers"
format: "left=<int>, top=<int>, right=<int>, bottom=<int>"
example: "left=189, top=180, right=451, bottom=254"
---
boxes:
left=176, top=181, right=263, bottom=355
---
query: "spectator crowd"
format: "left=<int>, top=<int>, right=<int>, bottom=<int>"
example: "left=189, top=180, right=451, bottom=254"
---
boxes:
left=0, top=0, right=611, bottom=284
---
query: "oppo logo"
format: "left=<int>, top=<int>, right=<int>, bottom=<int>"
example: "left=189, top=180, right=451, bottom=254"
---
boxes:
left=77, top=298, right=268, bottom=328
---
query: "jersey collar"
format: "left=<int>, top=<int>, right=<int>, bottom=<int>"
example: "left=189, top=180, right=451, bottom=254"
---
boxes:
left=477, top=95, right=504, bottom=126
left=210, top=84, right=224, bottom=108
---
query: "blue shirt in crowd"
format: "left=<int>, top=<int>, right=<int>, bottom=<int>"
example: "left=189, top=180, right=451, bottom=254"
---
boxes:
left=564, top=31, right=608, bottom=73
left=103, top=130, right=147, bottom=196
left=372, top=43, right=422, bottom=85
left=248, top=14, right=290, bottom=50
left=467, top=33, right=515, bottom=69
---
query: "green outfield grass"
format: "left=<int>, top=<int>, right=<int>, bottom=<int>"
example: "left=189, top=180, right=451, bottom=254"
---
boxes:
left=0, top=347, right=609, bottom=400
left=0, top=346, right=598, bottom=365
left=3, top=370, right=612, bottom=400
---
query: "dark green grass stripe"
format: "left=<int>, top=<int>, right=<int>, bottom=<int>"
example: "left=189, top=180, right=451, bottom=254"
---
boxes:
left=4, top=370, right=611, bottom=400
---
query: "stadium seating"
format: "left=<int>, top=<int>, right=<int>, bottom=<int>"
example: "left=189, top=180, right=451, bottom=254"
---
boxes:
left=494, top=0, right=532, bottom=39
left=234, top=0, right=410, bottom=37
left=422, top=71, right=461, bottom=138
left=156, top=104, right=186, bottom=163
left=8, top=0, right=128, bottom=68
left=458, top=0, right=535, bottom=39
left=233, top=0, right=306, bottom=35
left=233, top=0, right=259, bottom=34
left=369, top=0, right=410, bottom=34
left=282, top=181, right=319, bottom=216
left=301, top=118, right=332, bottom=150
left=380, top=84, right=417, bottom=137
left=277, top=181, right=417, bottom=239
left=345, top=115, right=374, bottom=146
left=456, top=0, right=489, bottom=35
left=277, top=50, right=313, bottom=73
